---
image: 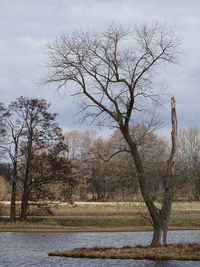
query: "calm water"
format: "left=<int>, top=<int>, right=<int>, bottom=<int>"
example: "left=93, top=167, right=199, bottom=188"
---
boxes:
left=0, top=230, right=199, bottom=267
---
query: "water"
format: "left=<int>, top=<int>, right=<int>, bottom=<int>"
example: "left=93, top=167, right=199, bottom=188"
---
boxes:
left=0, top=230, right=199, bottom=267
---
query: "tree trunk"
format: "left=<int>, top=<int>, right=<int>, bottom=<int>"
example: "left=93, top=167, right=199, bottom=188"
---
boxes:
left=20, top=192, right=28, bottom=221
left=150, top=217, right=169, bottom=246
left=121, top=97, right=177, bottom=247
left=121, top=180, right=125, bottom=201
left=20, top=138, right=32, bottom=221
left=151, top=220, right=170, bottom=246
left=159, top=96, right=177, bottom=245
left=10, top=162, right=17, bottom=221
left=10, top=179, right=16, bottom=221
left=151, top=226, right=164, bottom=246
left=20, top=171, right=29, bottom=220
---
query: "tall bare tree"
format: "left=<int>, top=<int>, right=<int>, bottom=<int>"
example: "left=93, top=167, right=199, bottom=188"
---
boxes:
left=45, top=24, right=179, bottom=246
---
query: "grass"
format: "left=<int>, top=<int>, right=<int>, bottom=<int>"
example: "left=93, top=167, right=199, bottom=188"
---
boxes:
left=0, top=216, right=152, bottom=232
left=48, top=243, right=200, bottom=261
left=46, top=201, right=200, bottom=217
left=2, top=201, right=200, bottom=217
left=0, top=201, right=200, bottom=232
left=0, top=215, right=200, bottom=232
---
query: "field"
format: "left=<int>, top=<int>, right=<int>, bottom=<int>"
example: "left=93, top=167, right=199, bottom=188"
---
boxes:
left=0, top=201, right=200, bottom=232
left=50, top=201, right=200, bottom=216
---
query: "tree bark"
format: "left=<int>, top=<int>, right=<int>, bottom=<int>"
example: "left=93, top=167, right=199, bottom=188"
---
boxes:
left=10, top=160, right=17, bottom=221
left=151, top=226, right=164, bottom=246
left=20, top=137, right=32, bottom=221
left=20, top=192, right=29, bottom=220
left=158, top=96, right=177, bottom=246
left=151, top=97, right=177, bottom=246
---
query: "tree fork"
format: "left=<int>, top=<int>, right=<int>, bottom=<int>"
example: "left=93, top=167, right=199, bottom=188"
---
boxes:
left=151, top=96, right=178, bottom=247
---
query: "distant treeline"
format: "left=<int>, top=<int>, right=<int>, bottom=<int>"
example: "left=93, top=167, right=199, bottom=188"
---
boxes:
left=64, top=127, right=200, bottom=202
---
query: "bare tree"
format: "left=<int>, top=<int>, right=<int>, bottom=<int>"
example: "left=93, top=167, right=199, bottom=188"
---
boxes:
left=4, top=119, right=23, bottom=221
left=10, top=97, right=63, bottom=220
left=0, top=103, right=24, bottom=220
left=45, top=24, right=179, bottom=246
left=64, top=130, right=97, bottom=199
left=179, top=127, right=200, bottom=200
left=64, top=130, right=95, bottom=161
left=1, top=97, right=68, bottom=220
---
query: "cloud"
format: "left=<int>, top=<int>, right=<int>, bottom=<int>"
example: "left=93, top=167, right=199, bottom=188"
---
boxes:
left=0, top=0, right=200, bottom=136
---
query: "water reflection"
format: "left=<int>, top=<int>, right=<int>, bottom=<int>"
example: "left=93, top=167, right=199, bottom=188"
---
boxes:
left=0, top=230, right=199, bottom=267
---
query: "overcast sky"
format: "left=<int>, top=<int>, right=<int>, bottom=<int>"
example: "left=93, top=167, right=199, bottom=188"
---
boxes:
left=0, top=0, right=200, bottom=138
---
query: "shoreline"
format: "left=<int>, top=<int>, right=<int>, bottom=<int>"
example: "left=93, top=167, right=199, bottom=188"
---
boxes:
left=0, top=225, right=200, bottom=233
left=0, top=214, right=200, bottom=233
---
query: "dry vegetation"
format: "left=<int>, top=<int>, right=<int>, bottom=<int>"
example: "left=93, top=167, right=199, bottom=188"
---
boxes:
left=0, top=176, right=8, bottom=215
left=1, top=201, right=200, bottom=216
left=0, top=201, right=200, bottom=232
left=51, top=201, right=200, bottom=216
left=49, top=243, right=200, bottom=261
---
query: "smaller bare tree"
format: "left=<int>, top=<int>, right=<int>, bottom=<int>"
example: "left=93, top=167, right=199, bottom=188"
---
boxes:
left=0, top=103, right=24, bottom=220
left=1, top=97, right=72, bottom=220
left=26, top=141, right=76, bottom=215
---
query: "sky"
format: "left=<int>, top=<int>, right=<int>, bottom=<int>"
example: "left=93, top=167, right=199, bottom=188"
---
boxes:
left=0, top=0, right=200, bottom=138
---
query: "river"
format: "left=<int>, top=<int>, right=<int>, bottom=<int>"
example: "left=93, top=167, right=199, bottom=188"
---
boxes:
left=0, top=230, right=199, bottom=267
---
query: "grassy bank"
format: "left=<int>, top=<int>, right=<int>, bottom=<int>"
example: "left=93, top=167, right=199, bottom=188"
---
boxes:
left=0, top=215, right=200, bottom=232
left=48, top=243, right=200, bottom=261
left=0, top=201, right=200, bottom=232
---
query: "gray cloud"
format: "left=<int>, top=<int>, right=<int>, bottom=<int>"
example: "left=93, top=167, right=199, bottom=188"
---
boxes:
left=0, top=0, right=200, bottom=137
